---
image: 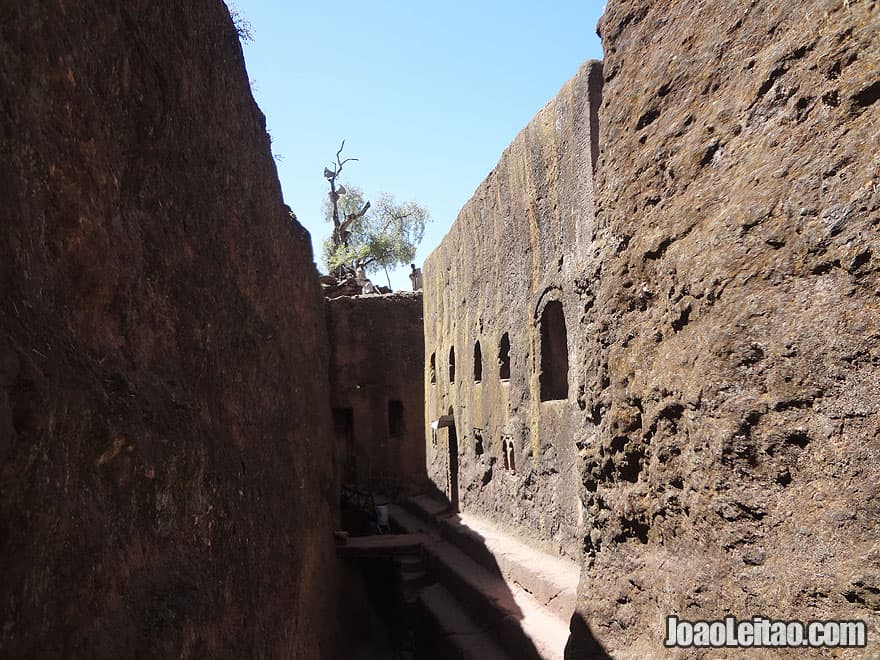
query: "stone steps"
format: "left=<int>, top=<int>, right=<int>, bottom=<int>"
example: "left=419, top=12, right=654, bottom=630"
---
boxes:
left=402, top=495, right=579, bottom=623
left=417, top=583, right=509, bottom=660
left=390, top=500, right=572, bottom=660
left=455, top=512, right=579, bottom=623
left=397, top=554, right=429, bottom=605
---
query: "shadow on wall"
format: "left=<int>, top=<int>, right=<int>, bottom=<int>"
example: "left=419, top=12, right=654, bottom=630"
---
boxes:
left=565, top=613, right=612, bottom=659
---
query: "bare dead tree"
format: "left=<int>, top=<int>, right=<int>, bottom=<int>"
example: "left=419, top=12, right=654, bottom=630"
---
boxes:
left=324, top=141, right=370, bottom=260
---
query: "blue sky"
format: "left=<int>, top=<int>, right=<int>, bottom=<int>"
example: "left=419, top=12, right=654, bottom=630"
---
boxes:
left=236, top=1, right=606, bottom=290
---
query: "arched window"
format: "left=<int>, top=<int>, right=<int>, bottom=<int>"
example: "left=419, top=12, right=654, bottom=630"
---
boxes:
left=473, top=341, right=482, bottom=382
left=539, top=301, right=569, bottom=401
left=449, top=346, right=456, bottom=383
left=430, top=353, right=436, bottom=384
left=499, top=333, right=511, bottom=381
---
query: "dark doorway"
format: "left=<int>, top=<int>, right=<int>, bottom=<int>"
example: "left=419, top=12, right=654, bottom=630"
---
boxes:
left=540, top=301, right=569, bottom=401
left=449, top=347, right=456, bottom=383
left=447, top=407, right=459, bottom=512
left=499, top=333, right=511, bottom=380
left=333, top=407, right=356, bottom=483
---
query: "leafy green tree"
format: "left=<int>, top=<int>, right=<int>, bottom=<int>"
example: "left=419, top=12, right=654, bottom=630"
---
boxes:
left=322, top=143, right=429, bottom=287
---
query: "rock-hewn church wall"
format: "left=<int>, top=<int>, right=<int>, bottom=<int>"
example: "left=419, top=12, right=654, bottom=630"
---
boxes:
left=568, top=0, right=879, bottom=656
left=423, top=61, right=604, bottom=560
left=426, top=1, right=878, bottom=655
left=327, top=292, right=427, bottom=495
left=0, top=2, right=339, bottom=657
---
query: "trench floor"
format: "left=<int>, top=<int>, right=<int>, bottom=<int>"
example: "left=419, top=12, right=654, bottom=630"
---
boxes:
left=389, top=497, right=579, bottom=659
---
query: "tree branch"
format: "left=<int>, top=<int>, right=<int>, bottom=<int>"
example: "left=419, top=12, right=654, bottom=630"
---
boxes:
left=335, top=140, right=357, bottom=176
left=328, top=140, right=361, bottom=238
left=380, top=210, right=415, bottom=233
left=339, top=201, right=371, bottom=234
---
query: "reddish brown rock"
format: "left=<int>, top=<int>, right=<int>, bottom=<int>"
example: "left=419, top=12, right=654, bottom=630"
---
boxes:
left=570, top=0, right=880, bottom=656
left=327, top=292, right=427, bottom=496
left=422, top=1, right=878, bottom=656
left=0, top=2, right=339, bottom=658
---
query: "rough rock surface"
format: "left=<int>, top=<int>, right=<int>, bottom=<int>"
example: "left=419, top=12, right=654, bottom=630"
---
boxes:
left=327, top=292, right=426, bottom=495
left=0, top=2, right=338, bottom=658
left=570, top=1, right=880, bottom=656
left=423, top=61, right=604, bottom=561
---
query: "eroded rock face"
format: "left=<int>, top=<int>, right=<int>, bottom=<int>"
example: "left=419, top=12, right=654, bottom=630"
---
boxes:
left=0, top=2, right=338, bottom=657
left=570, top=0, right=879, bottom=656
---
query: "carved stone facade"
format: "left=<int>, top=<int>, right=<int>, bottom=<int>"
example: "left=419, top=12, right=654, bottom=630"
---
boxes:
left=425, top=1, right=879, bottom=653
left=328, top=292, right=427, bottom=496
left=423, top=61, right=604, bottom=560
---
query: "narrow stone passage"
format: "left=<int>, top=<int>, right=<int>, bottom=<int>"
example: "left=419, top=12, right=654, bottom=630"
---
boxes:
left=3, top=2, right=877, bottom=658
